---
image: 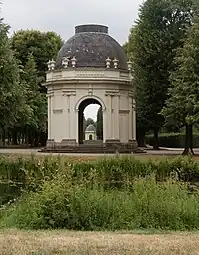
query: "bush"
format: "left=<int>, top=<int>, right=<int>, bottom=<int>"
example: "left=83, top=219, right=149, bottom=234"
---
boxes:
left=1, top=175, right=199, bottom=230
left=146, top=132, right=199, bottom=148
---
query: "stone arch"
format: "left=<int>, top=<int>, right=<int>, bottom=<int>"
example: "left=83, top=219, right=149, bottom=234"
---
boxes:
left=75, top=95, right=106, bottom=111
left=77, top=97, right=104, bottom=144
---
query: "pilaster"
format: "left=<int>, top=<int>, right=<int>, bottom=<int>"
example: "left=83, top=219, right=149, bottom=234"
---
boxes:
left=105, top=90, right=120, bottom=142
left=132, top=98, right=136, bottom=140
left=62, top=90, right=77, bottom=143
left=128, top=92, right=133, bottom=141
left=47, top=91, right=53, bottom=140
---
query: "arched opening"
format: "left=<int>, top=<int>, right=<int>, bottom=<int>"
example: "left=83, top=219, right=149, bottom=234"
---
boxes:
left=78, top=98, right=103, bottom=144
left=89, top=134, right=93, bottom=140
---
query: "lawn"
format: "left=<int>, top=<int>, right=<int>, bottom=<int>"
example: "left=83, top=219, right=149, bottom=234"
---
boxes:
left=0, top=229, right=199, bottom=255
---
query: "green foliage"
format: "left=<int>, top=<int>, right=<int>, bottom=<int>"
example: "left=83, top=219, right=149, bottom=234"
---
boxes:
left=20, top=54, right=47, bottom=143
left=162, top=20, right=199, bottom=153
left=1, top=156, right=199, bottom=230
left=128, top=0, right=194, bottom=147
left=0, top=17, right=63, bottom=147
left=0, top=17, right=29, bottom=139
left=162, top=21, right=199, bottom=127
left=85, top=118, right=95, bottom=127
left=146, top=133, right=199, bottom=148
left=123, top=41, right=129, bottom=56
left=7, top=29, right=63, bottom=147
left=1, top=155, right=199, bottom=208
left=11, top=30, right=63, bottom=79
left=2, top=175, right=199, bottom=230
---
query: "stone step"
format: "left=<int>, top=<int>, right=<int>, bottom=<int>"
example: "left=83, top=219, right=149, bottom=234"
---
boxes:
left=40, top=147, right=141, bottom=154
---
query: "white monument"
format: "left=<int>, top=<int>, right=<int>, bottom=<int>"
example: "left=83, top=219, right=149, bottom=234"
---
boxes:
left=85, top=124, right=97, bottom=141
left=43, top=24, right=137, bottom=153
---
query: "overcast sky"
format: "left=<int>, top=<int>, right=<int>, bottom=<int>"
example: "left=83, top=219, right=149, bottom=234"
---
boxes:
left=1, top=0, right=143, bottom=120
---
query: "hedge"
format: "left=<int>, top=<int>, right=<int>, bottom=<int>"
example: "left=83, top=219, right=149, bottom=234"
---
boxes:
left=146, top=132, right=199, bottom=148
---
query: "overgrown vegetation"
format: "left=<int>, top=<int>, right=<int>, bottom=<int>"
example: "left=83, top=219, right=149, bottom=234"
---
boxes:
left=1, top=156, right=199, bottom=230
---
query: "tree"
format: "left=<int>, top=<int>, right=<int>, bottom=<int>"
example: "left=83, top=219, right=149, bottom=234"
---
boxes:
left=128, top=0, right=194, bottom=149
left=96, top=106, right=103, bottom=140
left=10, top=30, right=63, bottom=146
left=11, top=30, right=64, bottom=79
left=0, top=17, right=29, bottom=145
left=20, top=53, right=47, bottom=146
left=85, top=118, right=96, bottom=127
left=123, top=42, right=129, bottom=56
left=162, top=21, right=199, bottom=155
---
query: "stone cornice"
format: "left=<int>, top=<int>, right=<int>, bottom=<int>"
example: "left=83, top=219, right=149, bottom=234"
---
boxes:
left=44, top=79, right=131, bottom=87
left=45, top=69, right=131, bottom=87
left=46, top=91, right=54, bottom=97
left=46, top=67, right=129, bottom=73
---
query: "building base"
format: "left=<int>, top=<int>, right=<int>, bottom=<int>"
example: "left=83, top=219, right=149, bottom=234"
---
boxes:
left=41, top=140, right=143, bottom=154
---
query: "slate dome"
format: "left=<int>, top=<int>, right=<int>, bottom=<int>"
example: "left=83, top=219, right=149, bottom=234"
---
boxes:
left=55, top=24, right=128, bottom=70
left=85, top=124, right=96, bottom=132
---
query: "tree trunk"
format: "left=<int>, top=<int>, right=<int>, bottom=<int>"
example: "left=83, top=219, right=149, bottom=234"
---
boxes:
left=25, top=126, right=29, bottom=148
left=182, top=124, right=194, bottom=156
left=2, top=127, right=6, bottom=147
left=12, top=130, right=18, bottom=145
left=40, top=132, right=47, bottom=146
left=137, top=130, right=146, bottom=147
left=28, top=130, right=35, bottom=147
left=153, top=129, right=159, bottom=150
left=7, top=131, right=11, bottom=146
left=21, top=128, right=25, bottom=145
left=34, top=131, right=40, bottom=147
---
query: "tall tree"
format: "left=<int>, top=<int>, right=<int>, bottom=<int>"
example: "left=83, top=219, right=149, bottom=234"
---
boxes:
left=128, top=0, right=194, bottom=149
left=21, top=53, right=47, bottom=146
left=162, top=20, right=199, bottom=155
left=10, top=30, right=63, bottom=146
left=0, top=17, right=29, bottom=144
left=85, top=118, right=96, bottom=127
left=123, top=41, right=129, bottom=56
left=11, top=30, right=63, bottom=79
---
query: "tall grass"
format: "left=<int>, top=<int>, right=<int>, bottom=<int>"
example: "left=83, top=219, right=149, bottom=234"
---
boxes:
left=1, top=175, right=199, bottom=230
left=1, top=155, right=199, bottom=231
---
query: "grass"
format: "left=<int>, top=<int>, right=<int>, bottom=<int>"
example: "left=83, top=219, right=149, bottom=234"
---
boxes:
left=1, top=229, right=199, bottom=255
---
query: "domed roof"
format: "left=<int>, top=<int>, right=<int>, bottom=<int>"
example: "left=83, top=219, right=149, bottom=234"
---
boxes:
left=55, top=24, right=128, bottom=70
left=85, top=124, right=96, bottom=132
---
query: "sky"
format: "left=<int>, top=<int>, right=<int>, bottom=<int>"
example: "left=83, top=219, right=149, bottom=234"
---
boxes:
left=1, top=0, right=143, bottom=121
